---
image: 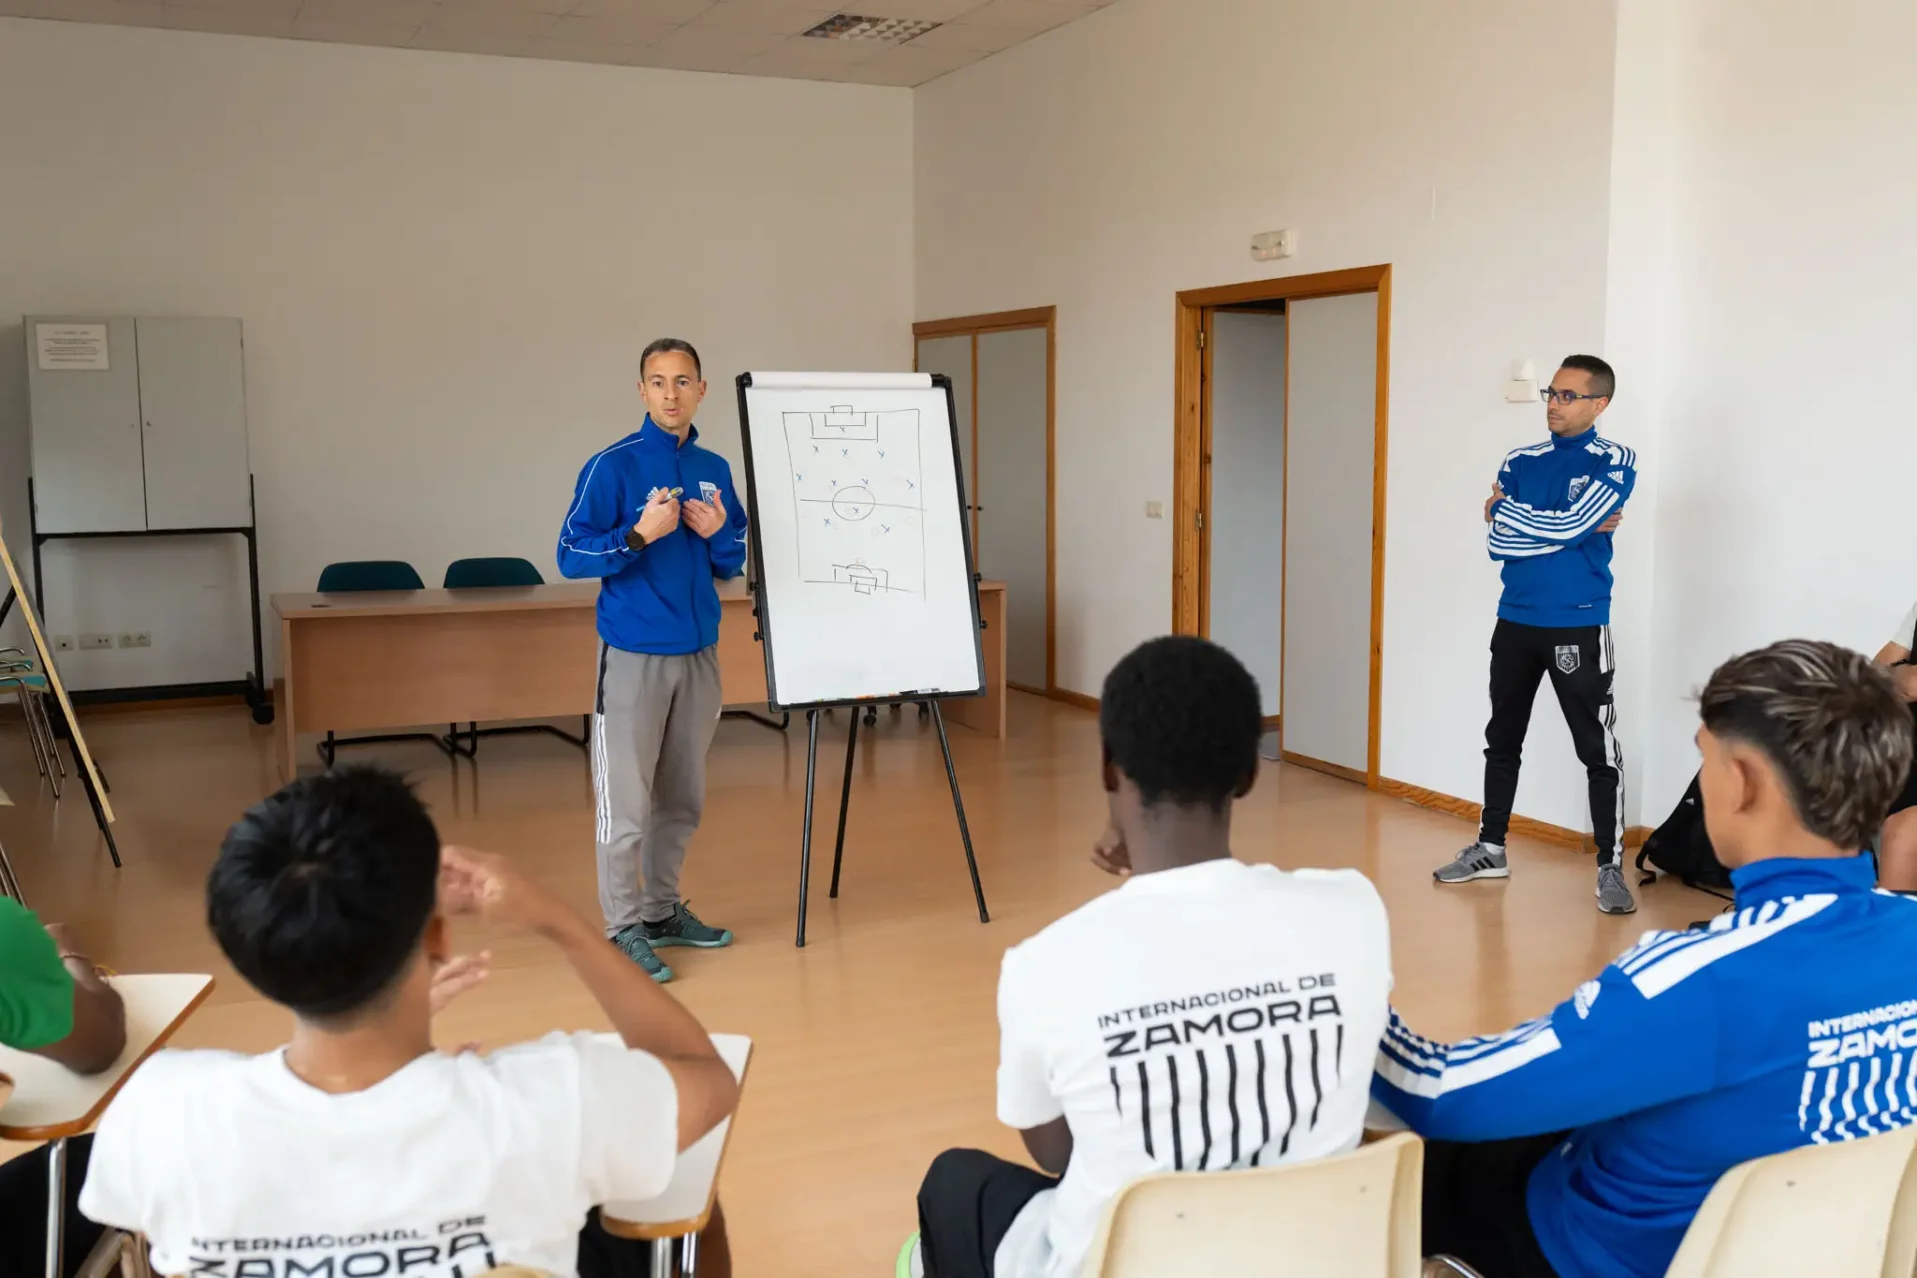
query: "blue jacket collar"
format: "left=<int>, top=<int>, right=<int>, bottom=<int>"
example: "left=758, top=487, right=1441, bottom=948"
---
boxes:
left=1550, top=425, right=1597, bottom=452
left=637, top=416, right=697, bottom=449
left=1731, top=853, right=1877, bottom=903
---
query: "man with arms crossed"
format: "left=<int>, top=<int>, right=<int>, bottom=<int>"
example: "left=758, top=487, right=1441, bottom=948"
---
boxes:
left=1436, top=354, right=1639, bottom=914
left=557, top=338, right=750, bottom=980
left=902, top=637, right=1393, bottom=1278
left=80, top=766, right=740, bottom=1278
left=1379, top=639, right=1917, bottom=1278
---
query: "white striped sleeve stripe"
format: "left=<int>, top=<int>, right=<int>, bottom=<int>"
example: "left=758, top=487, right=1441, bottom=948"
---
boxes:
left=1495, top=483, right=1621, bottom=537
left=1377, top=1026, right=1565, bottom=1099
left=1629, top=896, right=1836, bottom=998
left=560, top=438, right=645, bottom=556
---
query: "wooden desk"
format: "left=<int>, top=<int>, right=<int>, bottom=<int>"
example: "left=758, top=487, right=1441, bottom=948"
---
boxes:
left=0, top=973, right=214, bottom=1278
left=601, top=1032, right=752, bottom=1277
left=272, top=580, right=1008, bottom=781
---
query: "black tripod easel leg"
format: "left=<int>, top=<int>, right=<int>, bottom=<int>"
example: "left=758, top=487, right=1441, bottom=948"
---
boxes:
left=71, top=736, right=121, bottom=869
left=931, top=702, right=988, bottom=924
left=828, top=710, right=860, bottom=899
left=796, top=710, right=821, bottom=948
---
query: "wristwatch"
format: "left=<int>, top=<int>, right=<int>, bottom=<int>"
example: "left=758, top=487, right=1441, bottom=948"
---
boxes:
left=625, top=527, right=648, bottom=552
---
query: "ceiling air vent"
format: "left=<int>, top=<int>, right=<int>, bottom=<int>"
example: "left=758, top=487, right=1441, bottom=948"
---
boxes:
left=802, top=13, right=942, bottom=44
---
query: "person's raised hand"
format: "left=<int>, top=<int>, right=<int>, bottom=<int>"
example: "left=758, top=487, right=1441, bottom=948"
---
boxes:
left=634, top=489, right=681, bottom=545
left=1598, top=509, right=1625, bottom=534
left=1091, top=822, right=1132, bottom=877
left=1484, top=483, right=1506, bottom=523
left=440, top=845, right=569, bottom=937
left=682, top=490, right=726, bottom=539
left=428, top=950, right=490, bottom=1017
left=1895, top=664, right=1917, bottom=703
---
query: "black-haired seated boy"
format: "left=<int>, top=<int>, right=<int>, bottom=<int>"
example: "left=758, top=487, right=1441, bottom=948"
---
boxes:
left=903, top=637, right=1394, bottom=1278
left=77, top=766, right=740, bottom=1278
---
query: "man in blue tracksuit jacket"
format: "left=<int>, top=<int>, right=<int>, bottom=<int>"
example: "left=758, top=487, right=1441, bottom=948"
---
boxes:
left=556, top=337, right=749, bottom=982
left=1377, top=638, right=1917, bottom=1278
left=1436, top=354, right=1642, bottom=915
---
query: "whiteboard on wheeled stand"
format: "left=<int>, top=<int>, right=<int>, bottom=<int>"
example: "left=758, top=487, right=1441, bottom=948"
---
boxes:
left=737, top=371, right=985, bottom=710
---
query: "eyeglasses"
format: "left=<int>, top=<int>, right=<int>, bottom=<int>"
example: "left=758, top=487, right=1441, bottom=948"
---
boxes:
left=1541, top=388, right=1606, bottom=406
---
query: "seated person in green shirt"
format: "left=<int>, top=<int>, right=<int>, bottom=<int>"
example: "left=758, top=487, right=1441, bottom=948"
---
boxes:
left=0, top=897, right=127, bottom=1277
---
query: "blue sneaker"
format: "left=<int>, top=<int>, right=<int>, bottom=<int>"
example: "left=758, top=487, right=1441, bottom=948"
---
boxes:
left=611, top=925, right=673, bottom=982
left=641, top=902, right=734, bottom=949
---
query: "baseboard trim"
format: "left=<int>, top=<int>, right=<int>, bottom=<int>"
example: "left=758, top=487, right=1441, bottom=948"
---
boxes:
left=1049, top=688, right=1099, bottom=713
left=1282, top=749, right=1369, bottom=786
left=1378, top=776, right=1650, bottom=854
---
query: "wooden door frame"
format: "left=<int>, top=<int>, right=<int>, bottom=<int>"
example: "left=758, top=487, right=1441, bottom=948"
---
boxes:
left=913, top=306, right=1058, bottom=694
left=1173, top=265, right=1392, bottom=786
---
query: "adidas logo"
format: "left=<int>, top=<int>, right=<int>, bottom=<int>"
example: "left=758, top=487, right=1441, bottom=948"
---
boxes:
left=1608, top=470, right=1625, bottom=484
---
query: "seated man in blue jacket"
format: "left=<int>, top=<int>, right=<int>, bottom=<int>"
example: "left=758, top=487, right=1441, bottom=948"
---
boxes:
left=556, top=338, right=750, bottom=981
left=1377, top=638, right=1917, bottom=1278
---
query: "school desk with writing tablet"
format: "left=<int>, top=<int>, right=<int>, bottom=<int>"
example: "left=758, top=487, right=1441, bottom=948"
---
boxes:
left=269, top=580, right=1006, bottom=781
left=600, top=1032, right=752, bottom=1278
left=0, top=972, right=214, bottom=1278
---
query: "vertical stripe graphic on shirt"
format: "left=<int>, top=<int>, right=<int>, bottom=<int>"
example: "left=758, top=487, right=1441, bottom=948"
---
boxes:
left=1837, top=1060, right=1861, bottom=1140
left=1195, top=1051, right=1214, bottom=1171
left=1167, top=1055, right=1185, bottom=1170
left=1136, top=1060, right=1154, bottom=1158
left=1799, top=1069, right=1817, bottom=1133
left=1816, top=1066, right=1839, bottom=1143
left=1226, top=1044, right=1243, bottom=1165
left=1110, top=1066, right=1123, bottom=1120
left=1251, top=1038, right=1271, bottom=1167
left=1308, top=1028, right=1326, bottom=1131
left=1860, top=1056, right=1886, bottom=1136
left=1280, top=1034, right=1300, bottom=1156
left=1335, top=1023, right=1345, bottom=1083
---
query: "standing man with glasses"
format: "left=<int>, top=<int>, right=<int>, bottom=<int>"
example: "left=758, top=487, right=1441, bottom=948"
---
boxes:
left=1435, top=355, right=1640, bottom=914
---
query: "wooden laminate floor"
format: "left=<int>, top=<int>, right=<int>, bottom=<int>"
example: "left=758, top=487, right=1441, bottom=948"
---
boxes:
left=0, top=696, right=1718, bottom=1276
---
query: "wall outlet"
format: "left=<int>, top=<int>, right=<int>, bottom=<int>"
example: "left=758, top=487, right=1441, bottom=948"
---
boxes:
left=1145, top=501, right=1164, bottom=519
left=118, top=631, right=151, bottom=649
left=52, top=635, right=74, bottom=652
left=80, top=633, right=114, bottom=651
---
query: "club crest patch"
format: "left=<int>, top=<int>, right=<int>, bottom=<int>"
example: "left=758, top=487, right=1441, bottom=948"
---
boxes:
left=1555, top=645, right=1582, bottom=675
left=1567, top=475, right=1590, bottom=502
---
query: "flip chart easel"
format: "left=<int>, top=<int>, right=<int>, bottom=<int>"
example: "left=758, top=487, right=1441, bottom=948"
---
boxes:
left=0, top=520, right=118, bottom=866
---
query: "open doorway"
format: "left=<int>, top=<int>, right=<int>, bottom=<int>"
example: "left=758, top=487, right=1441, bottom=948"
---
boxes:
left=913, top=306, right=1056, bottom=695
left=1173, top=266, right=1391, bottom=786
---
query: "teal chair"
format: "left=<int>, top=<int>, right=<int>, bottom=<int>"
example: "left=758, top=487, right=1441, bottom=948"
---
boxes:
left=0, top=648, right=64, bottom=801
left=314, top=560, right=443, bottom=767
left=443, top=557, right=543, bottom=590
left=439, top=557, right=588, bottom=758
left=316, top=560, right=426, bottom=593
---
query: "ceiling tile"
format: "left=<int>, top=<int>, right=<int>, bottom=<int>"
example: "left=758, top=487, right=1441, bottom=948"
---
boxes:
left=632, top=43, right=749, bottom=73
left=686, top=0, right=835, bottom=36
left=0, top=0, right=165, bottom=23
left=897, top=18, right=1025, bottom=53
left=839, top=0, right=982, bottom=20
left=744, top=34, right=887, bottom=75
left=163, top=0, right=295, bottom=10
left=524, top=34, right=638, bottom=63
left=843, top=41, right=976, bottom=84
left=953, top=0, right=1094, bottom=32
left=569, top=0, right=712, bottom=21
left=540, top=12, right=675, bottom=44
left=649, top=22, right=783, bottom=57
left=156, top=3, right=300, bottom=35
left=289, top=14, right=421, bottom=45
left=297, top=0, right=435, bottom=21
left=410, top=24, right=542, bottom=53
left=437, top=0, right=581, bottom=13
left=419, top=2, right=559, bottom=37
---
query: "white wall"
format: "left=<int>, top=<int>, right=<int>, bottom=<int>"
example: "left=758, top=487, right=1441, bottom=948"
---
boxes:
left=1636, top=0, right=1917, bottom=817
left=1207, top=310, right=1285, bottom=718
left=916, top=0, right=1618, bottom=827
left=0, top=17, right=914, bottom=690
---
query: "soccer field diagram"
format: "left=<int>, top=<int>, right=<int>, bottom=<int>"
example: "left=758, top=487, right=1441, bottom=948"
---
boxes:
left=783, top=406, right=928, bottom=597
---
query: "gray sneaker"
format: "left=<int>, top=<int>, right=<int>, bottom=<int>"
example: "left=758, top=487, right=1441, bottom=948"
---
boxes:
left=1597, top=864, right=1638, bottom=915
left=1434, top=842, right=1509, bottom=884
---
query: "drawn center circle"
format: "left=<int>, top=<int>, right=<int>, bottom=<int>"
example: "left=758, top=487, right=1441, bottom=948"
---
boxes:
left=831, top=485, right=876, bottom=521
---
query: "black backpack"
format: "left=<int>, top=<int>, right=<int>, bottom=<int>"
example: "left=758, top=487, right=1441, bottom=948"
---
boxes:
left=1636, top=772, right=1734, bottom=896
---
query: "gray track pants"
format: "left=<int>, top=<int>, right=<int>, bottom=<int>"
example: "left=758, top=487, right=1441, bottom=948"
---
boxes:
left=591, top=644, right=723, bottom=935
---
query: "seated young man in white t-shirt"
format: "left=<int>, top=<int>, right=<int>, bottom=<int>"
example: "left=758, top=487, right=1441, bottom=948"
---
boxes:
left=901, top=635, right=1394, bottom=1278
left=77, top=765, right=740, bottom=1278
